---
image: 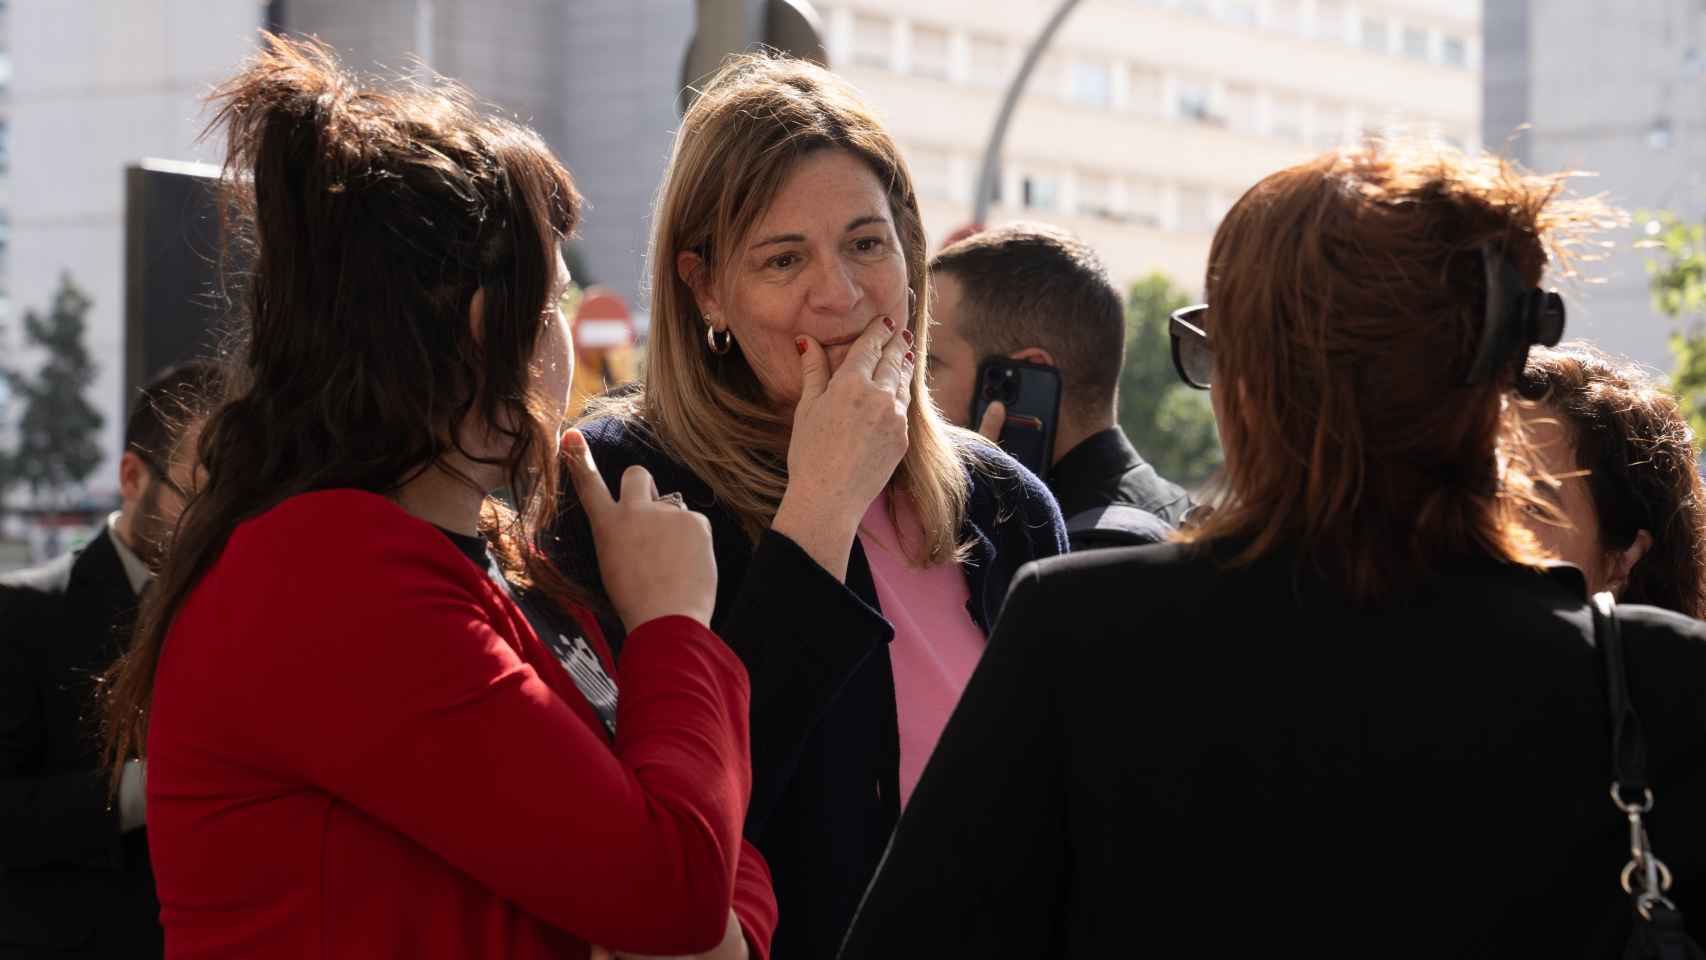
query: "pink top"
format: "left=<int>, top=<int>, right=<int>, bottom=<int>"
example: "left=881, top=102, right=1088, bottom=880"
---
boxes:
left=858, top=491, right=989, bottom=808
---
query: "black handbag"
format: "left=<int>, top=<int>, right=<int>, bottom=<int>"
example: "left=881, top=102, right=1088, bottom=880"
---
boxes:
left=1590, top=592, right=1706, bottom=960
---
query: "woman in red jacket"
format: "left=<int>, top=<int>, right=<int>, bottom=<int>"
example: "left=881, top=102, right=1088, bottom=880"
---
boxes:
left=99, top=35, right=774, bottom=960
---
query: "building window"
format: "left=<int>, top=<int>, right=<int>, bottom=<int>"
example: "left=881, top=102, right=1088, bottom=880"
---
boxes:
left=968, top=34, right=1009, bottom=88
left=1177, top=185, right=1213, bottom=233
left=1127, top=178, right=1162, bottom=227
left=1126, top=67, right=1163, bottom=115
left=1221, top=0, right=1258, bottom=26
left=1315, top=0, right=1347, bottom=42
left=910, top=147, right=954, bottom=202
left=910, top=24, right=951, bottom=80
left=1023, top=175, right=1060, bottom=211
left=852, top=14, right=891, bottom=69
left=1076, top=172, right=1118, bottom=220
left=1269, top=95, right=1303, bottom=141
left=1402, top=26, right=1429, bottom=59
left=1176, top=79, right=1217, bottom=124
left=1223, top=84, right=1257, bottom=133
left=1441, top=34, right=1467, bottom=67
left=1069, top=61, right=1113, bottom=109
left=0, top=120, right=11, bottom=175
left=1361, top=17, right=1388, bottom=53
left=1270, top=0, right=1304, bottom=34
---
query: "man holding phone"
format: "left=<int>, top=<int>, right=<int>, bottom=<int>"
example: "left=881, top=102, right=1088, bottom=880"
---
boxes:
left=927, top=222, right=1189, bottom=549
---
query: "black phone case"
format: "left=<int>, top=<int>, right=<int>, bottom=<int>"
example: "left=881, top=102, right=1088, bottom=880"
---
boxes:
left=970, top=358, right=1062, bottom=476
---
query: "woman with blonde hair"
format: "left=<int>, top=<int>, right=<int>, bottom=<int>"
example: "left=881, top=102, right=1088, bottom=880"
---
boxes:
left=839, top=143, right=1706, bottom=956
left=551, top=55, right=1067, bottom=957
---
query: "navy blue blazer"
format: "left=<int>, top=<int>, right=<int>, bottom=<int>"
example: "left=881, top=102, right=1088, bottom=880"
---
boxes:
left=548, top=415, right=1067, bottom=959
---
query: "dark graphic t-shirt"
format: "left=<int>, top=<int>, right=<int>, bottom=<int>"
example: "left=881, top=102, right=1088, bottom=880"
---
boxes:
left=436, top=527, right=619, bottom=737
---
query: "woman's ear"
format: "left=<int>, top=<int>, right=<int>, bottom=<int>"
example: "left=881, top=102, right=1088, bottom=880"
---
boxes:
left=676, top=251, right=724, bottom=324
left=1607, top=529, right=1654, bottom=597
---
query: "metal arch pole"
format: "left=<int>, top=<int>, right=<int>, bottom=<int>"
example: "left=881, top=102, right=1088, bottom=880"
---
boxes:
left=972, top=0, right=1085, bottom=225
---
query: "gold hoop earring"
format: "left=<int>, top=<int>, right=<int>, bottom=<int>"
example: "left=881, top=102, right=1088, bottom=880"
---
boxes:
left=705, top=322, right=733, bottom=355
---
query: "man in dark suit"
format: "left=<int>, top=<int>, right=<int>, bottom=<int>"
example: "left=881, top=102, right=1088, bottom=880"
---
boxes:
left=0, top=362, right=219, bottom=958
left=926, top=223, right=1190, bottom=549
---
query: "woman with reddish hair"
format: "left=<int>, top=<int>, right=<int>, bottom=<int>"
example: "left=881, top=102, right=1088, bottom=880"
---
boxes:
left=840, top=143, right=1706, bottom=957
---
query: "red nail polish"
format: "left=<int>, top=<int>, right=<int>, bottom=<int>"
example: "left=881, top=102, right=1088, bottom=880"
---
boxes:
left=901, top=328, right=914, bottom=345
left=904, top=351, right=915, bottom=364
left=795, top=337, right=807, bottom=355
left=882, top=316, right=895, bottom=330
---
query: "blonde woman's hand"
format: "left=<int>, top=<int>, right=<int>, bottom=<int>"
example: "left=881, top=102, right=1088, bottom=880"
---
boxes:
left=772, top=313, right=914, bottom=581
left=564, top=430, right=718, bottom=631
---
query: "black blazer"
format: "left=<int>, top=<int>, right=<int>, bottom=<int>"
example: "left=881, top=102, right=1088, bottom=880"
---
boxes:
left=550, top=416, right=1067, bottom=959
left=0, top=529, right=162, bottom=958
left=840, top=541, right=1706, bottom=958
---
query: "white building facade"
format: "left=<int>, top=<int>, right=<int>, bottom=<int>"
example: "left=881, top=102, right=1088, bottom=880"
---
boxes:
left=1485, top=0, right=1706, bottom=379
left=820, top=0, right=1481, bottom=295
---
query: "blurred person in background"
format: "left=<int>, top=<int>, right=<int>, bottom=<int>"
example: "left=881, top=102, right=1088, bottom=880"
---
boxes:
left=100, top=36, right=774, bottom=960
left=928, top=222, right=1189, bottom=547
left=0, top=360, right=218, bottom=959
left=1516, top=342, right=1706, bottom=618
left=555, top=54, right=1066, bottom=959
left=840, top=143, right=1706, bottom=957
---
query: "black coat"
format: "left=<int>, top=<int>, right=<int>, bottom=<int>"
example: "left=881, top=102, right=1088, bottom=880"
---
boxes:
left=0, top=530, right=161, bottom=958
left=840, top=541, right=1706, bottom=958
left=1047, top=427, right=1191, bottom=540
left=550, top=417, right=1067, bottom=959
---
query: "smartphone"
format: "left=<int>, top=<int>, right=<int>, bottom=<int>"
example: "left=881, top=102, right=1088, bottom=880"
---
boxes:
left=970, top=358, right=1062, bottom=476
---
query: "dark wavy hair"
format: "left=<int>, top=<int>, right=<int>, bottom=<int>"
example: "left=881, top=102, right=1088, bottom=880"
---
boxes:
left=101, top=34, right=583, bottom=782
left=1518, top=342, right=1706, bottom=617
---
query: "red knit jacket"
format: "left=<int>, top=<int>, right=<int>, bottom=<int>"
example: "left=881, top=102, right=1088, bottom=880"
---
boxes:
left=146, top=490, right=775, bottom=958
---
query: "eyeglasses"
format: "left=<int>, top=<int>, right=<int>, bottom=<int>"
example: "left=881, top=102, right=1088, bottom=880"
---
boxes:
left=1169, top=304, right=1211, bottom=390
left=133, top=448, right=191, bottom=501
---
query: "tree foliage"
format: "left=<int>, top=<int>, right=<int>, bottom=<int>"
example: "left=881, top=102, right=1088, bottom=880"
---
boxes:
left=1117, top=272, right=1222, bottom=487
left=13, top=273, right=104, bottom=501
left=1642, top=211, right=1706, bottom=439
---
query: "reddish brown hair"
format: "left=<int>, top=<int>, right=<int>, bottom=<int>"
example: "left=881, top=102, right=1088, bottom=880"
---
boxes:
left=1185, top=142, right=1609, bottom=601
left=1519, top=343, right=1706, bottom=617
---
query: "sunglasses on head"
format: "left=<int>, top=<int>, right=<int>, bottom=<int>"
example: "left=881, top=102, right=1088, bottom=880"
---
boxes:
left=1169, top=304, right=1211, bottom=390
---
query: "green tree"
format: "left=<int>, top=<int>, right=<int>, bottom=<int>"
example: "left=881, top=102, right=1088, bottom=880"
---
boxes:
left=13, top=273, right=103, bottom=503
left=1117, top=272, right=1222, bottom=488
left=1642, top=211, right=1706, bottom=439
left=0, top=314, right=16, bottom=489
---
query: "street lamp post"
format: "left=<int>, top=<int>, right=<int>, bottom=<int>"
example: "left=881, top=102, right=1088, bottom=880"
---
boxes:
left=972, top=0, right=1085, bottom=225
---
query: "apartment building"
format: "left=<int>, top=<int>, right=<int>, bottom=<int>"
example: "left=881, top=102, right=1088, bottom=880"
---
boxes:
left=820, top=0, right=1481, bottom=293
left=1485, top=0, right=1706, bottom=377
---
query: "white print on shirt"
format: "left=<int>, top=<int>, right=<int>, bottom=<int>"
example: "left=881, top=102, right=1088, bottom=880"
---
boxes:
left=539, top=627, right=619, bottom=738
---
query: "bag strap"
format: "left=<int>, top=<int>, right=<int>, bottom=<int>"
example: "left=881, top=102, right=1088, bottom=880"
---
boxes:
left=1594, top=592, right=1649, bottom=805
left=1592, top=592, right=1699, bottom=953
